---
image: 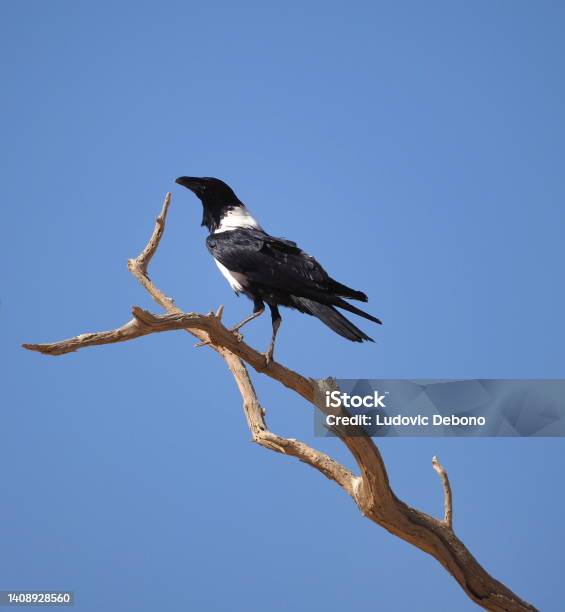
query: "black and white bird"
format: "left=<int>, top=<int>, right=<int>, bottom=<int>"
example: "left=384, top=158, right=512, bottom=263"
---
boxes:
left=175, top=176, right=381, bottom=363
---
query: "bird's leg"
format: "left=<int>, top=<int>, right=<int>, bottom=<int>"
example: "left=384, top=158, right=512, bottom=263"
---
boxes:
left=195, top=301, right=263, bottom=349
left=229, top=300, right=265, bottom=340
left=263, top=305, right=282, bottom=365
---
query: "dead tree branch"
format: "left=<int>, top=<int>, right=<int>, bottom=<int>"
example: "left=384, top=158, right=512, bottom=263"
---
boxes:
left=432, top=455, right=453, bottom=529
left=22, top=193, right=538, bottom=612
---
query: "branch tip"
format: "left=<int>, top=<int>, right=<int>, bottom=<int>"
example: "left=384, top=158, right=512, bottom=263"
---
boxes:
left=432, top=455, right=453, bottom=530
left=134, top=192, right=172, bottom=273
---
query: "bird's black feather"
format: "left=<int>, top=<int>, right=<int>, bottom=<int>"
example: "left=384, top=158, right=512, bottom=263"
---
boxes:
left=291, top=297, right=374, bottom=342
left=207, top=228, right=381, bottom=325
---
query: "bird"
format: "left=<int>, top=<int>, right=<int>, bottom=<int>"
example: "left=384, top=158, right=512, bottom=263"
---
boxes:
left=175, top=176, right=381, bottom=364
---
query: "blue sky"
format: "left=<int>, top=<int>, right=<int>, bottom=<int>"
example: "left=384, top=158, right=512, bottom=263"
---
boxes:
left=2, top=1, right=564, bottom=610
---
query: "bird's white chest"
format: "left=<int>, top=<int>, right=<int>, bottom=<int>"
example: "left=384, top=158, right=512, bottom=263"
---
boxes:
left=214, top=259, right=246, bottom=293
left=215, top=207, right=261, bottom=233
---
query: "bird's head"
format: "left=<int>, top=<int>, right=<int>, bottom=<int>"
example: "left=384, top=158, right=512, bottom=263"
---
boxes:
left=175, top=176, right=238, bottom=203
left=175, top=176, right=243, bottom=232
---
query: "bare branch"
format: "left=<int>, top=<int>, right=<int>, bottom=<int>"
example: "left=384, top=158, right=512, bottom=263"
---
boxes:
left=432, top=455, right=453, bottom=529
left=224, top=350, right=356, bottom=495
left=22, top=194, right=538, bottom=612
left=23, top=309, right=221, bottom=356
left=134, top=191, right=171, bottom=275
left=127, top=192, right=179, bottom=314
left=22, top=318, right=145, bottom=356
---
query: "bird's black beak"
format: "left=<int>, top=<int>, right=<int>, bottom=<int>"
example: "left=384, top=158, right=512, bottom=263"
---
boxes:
left=175, top=176, right=204, bottom=195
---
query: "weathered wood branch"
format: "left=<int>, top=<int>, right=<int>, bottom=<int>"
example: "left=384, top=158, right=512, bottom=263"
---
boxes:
left=432, top=455, right=453, bottom=529
left=22, top=193, right=537, bottom=611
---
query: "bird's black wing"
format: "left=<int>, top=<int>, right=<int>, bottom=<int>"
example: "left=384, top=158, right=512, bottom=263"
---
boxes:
left=206, top=229, right=370, bottom=306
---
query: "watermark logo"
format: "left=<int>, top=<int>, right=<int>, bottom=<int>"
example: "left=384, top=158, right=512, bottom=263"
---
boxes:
left=325, top=390, right=388, bottom=409
left=315, top=379, right=565, bottom=437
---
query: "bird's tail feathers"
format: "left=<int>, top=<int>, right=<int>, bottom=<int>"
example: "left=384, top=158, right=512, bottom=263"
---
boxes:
left=328, top=279, right=368, bottom=302
left=333, top=297, right=382, bottom=325
left=293, top=297, right=374, bottom=342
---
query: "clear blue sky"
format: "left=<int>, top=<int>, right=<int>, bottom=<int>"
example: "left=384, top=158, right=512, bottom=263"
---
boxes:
left=2, top=2, right=564, bottom=610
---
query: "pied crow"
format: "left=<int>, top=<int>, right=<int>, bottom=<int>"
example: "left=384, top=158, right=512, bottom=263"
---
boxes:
left=175, top=176, right=381, bottom=363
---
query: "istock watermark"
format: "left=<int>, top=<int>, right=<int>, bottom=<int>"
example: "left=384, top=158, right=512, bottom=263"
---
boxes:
left=325, top=389, right=388, bottom=409
left=315, top=379, right=565, bottom=437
